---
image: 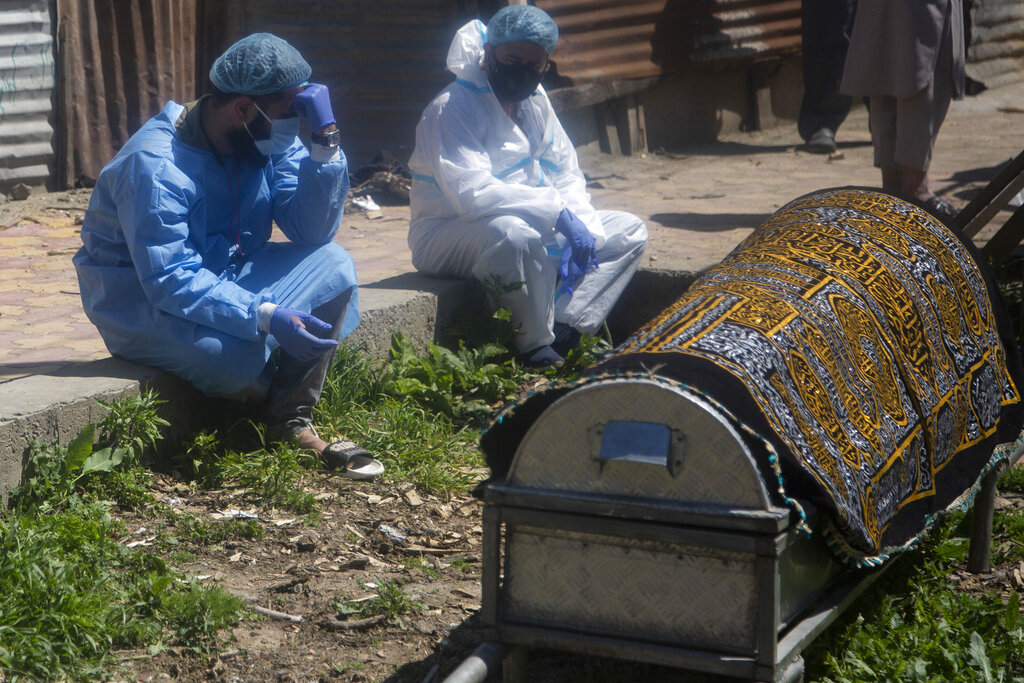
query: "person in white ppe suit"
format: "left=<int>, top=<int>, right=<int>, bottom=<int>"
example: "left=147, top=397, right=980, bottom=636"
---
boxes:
left=73, top=33, right=383, bottom=479
left=408, top=5, right=648, bottom=367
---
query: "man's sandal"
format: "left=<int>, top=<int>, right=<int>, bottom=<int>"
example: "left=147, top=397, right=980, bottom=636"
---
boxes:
left=322, top=440, right=385, bottom=480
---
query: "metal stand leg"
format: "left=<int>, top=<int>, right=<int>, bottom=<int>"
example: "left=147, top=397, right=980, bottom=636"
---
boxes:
left=776, top=654, right=805, bottom=683
left=502, top=646, right=528, bottom=683
left=968, top=468, right=1001, bottom=573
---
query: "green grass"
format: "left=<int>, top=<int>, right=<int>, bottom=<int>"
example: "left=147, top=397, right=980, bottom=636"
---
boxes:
left=0, top=322, right=662, bottom=679
left=805, top=513, right=1024, bottom=681
left=316, top=344, right=488, bottom=498
left=215, top=435, right=319, bottom=513
left=0, top=499, right=245, bottom=681
left=160, top=512, right=265, bottom=548
left=448, top=557, right=475, bottom=574
left=332, top=578, right=424, bottom=622
left=998, top=464, right=1024, bottom=494
left=0, top=395, right=247, bottom=681
left=403, top=557, right=442, bottom=580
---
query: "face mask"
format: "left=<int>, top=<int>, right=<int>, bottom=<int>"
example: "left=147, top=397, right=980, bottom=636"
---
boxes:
left=488, top=61, right=544, bottom=103
left=244, top=102, right=299, bottom=156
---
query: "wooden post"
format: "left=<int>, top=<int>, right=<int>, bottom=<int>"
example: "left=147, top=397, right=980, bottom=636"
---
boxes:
left=968, top=467, right=1002, bottom=573
left=597, top=100, right=622, bottom=155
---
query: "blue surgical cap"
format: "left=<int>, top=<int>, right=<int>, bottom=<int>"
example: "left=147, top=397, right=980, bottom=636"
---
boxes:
left=209, top=33, right=311, bottom=96
left=486, top=5, right=559, bottom=56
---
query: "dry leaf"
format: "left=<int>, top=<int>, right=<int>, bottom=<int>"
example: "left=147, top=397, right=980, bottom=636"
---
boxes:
left=126, top=535, right=157, bottom=548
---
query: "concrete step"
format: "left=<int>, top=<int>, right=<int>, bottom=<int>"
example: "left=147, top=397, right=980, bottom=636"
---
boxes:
left=0, top=267, right=695, bottom=499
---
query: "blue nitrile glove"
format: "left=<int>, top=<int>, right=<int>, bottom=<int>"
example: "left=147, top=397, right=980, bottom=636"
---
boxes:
left=269, top=306, right=338, bottom=361
left=558, top=248, right=587, bottom=297
left=555, top=207, right=598, bottom=296
left=294, top=83, right=336, bottom=130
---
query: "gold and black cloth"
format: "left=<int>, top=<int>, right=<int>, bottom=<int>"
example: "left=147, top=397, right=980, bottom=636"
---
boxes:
left=483, top=188, right=1024, bottom=564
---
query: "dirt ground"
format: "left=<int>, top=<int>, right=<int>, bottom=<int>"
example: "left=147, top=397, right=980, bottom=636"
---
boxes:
left=113, top=472, right=491, bottom=683
left=93, top=460, right=1024, bottom=683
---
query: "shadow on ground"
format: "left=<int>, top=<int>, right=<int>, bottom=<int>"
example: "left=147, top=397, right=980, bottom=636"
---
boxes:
left=946, top=159, right=1015, bottom=202
left=650, top=212, right=770, bottom=232
left=657, top=138, right=872, bottom=158
left=385, top=612, right=745, bottom=683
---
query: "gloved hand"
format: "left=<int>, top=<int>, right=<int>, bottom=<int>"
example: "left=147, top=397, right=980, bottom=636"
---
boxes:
left=294, top=83, right=336, bottom=130
left=555, top=207, right=598, bottom=296
left=269, top=306, right=338, bottom=361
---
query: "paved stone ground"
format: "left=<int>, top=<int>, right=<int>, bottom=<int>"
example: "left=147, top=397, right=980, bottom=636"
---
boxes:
left=2, top=80, right=1023, bottom=383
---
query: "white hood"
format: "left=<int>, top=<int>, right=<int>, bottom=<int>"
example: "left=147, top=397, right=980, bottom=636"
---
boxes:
left=446, top=20, right=489, bottom=86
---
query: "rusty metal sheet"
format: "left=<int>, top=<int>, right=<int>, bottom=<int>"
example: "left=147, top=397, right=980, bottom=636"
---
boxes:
left=212, top=0, right=485, bottom=171
left=0, top=0, right=55, bottom=191
left=57, top=0, right=199, bottom=187
left=536, top=0, right=802, bottom=84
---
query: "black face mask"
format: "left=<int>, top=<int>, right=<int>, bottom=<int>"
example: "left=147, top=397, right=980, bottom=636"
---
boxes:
left=488, top=61, right=544, bottom=103
left=225, top=126, right=269, bottom=168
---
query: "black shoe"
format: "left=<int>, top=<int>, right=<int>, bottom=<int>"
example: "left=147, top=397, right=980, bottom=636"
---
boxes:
left=551, top=322, right=582, bottom=357
left=922, top=195, right=959, bottom=222
left=518, top=344, right=564, bottom=368
left=804, top=128, right=837, bottom=154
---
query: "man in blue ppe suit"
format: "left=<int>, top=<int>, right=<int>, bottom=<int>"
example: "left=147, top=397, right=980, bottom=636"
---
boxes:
left=74, top=33, right=383, bottom=479
left=408, top=6, right=648, bottom=368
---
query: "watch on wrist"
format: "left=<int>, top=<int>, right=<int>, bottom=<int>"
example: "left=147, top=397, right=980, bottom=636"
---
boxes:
left=312, top=129, right=341, bottom=147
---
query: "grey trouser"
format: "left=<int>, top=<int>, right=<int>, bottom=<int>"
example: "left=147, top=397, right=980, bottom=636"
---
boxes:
left=869, top=21, right=954, bottom=172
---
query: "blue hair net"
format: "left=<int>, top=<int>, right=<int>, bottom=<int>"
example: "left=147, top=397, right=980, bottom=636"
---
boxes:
left=486, top=5, right=559, bottom=55
left=209, top=33, right=311, bottom=96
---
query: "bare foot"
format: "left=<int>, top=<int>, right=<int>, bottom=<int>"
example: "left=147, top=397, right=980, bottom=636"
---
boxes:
left=292, top=426, right=328, bottom=455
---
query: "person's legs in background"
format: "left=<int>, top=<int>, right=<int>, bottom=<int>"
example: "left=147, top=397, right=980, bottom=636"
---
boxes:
left=871, top=23, right=956, bottom=221
left=799, top=0, right=858, bottom=153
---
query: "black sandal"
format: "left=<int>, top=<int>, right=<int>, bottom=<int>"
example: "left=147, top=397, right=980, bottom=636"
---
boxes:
left=322, top=440, right=385, bottom=480
left=922, top=195, right=959, bottom=222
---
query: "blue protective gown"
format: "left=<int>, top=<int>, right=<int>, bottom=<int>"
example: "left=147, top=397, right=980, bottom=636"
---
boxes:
left=74, top=100, right=359, bottom=394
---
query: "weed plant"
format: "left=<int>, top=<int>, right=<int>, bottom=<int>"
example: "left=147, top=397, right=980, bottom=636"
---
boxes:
left=314, top=313, right=608, bottom=497
left=96, top=388, right=170, bottom=466
left=0, top=311, right=609, bottom=678
left=216, top=430, right=319, bottom=512
left=161, top=511, right=265, bottom=548
left=1, top=396, right=245, bottom=680
left=317, top=344, right=486, bottom=497
left=333, top=578, right=424, bottom=622
left=805, top=514, right=1024, bottom=681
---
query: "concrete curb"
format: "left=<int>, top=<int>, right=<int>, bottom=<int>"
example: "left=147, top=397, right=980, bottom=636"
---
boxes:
left=0, top=267, right=696, bottom=500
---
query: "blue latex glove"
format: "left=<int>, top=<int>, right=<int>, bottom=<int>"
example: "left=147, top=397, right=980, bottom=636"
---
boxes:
left=294, top=83, right=336, bottom=130
left=558, top=248, right=588, bottom=297
left=269, top=306, right=338, bottom=361
left=555, top=207, right=598, bottom=296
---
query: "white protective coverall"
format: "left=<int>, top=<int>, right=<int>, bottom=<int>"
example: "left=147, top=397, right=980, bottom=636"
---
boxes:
left=407, top=20, right=648, bottom=352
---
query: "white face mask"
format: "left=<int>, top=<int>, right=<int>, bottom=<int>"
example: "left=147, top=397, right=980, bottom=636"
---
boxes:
left=245, top=102, right=299, bottom=156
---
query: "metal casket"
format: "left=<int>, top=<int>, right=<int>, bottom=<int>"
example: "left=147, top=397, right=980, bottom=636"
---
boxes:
left=481, top=378, right=849, bottom=682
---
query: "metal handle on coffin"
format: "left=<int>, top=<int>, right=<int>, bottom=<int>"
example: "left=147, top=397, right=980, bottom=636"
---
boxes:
left=588, top=420, right=687, bottom=477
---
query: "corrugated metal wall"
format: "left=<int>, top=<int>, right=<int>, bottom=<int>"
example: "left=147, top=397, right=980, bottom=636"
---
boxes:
left=18, top=0, right=1024, bottom=186
left=57, top=0, right=199, bottom=187
left=209, top=0, right=487, bottom=171
left=968, top=0, right=1024, bottom=89
left=0, top=0, right=55, bottom=190
left=535, top=0, right=802, bottom=84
